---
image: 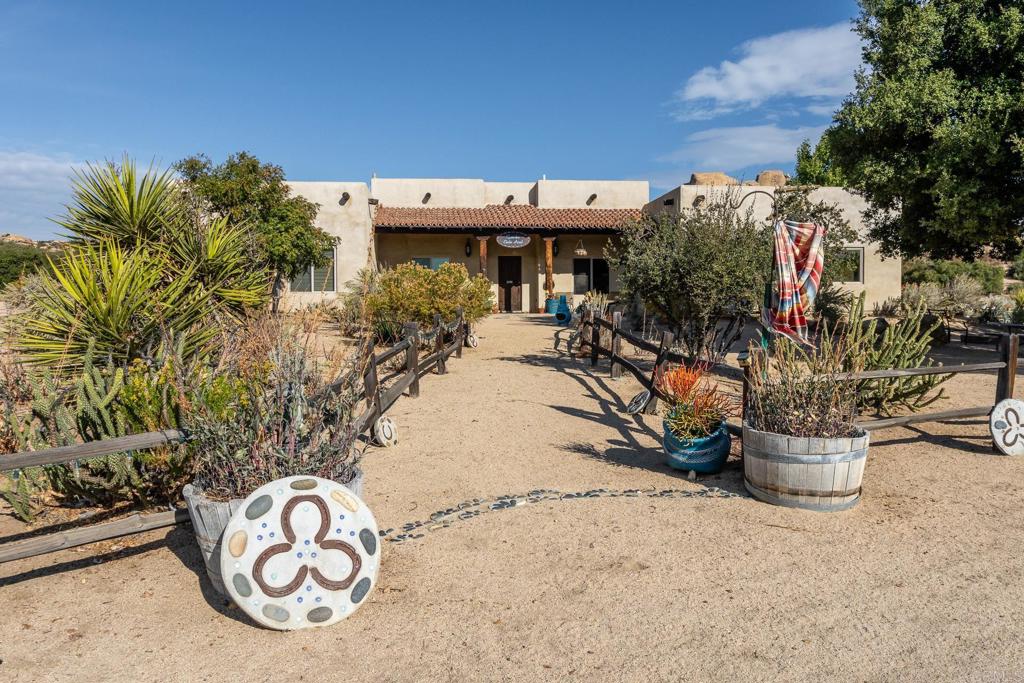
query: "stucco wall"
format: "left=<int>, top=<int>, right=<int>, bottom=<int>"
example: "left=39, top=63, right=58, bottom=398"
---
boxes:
left=534, top=179, right=649, bottom=209
left=483, top=181, right=536, bottom=206
left=370, top=178, right=487, bottom=208
left=646, top=185, right=901, bottom=310
left=283, top=181, right=373, bottom=310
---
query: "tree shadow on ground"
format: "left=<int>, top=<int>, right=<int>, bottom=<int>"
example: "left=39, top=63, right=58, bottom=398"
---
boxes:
left=496, top=344, right=748, bottom=496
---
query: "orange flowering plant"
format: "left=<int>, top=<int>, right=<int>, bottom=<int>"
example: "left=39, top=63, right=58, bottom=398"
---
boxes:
left=656, top=363, right=735, bottom=440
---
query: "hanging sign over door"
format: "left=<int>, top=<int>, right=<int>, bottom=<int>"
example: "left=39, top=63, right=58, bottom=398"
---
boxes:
left=495, top=231, right=531, bottom=249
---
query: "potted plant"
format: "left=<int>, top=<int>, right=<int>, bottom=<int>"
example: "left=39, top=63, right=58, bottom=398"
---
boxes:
left=181, top=322, right=365, bottom=595
left=743, top=335, right=868, bottom=512
left=657, top=364, right=733, bottom=474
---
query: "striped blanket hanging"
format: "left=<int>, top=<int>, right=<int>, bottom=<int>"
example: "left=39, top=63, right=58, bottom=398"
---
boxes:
left=762, top=219, right=826, bottom=345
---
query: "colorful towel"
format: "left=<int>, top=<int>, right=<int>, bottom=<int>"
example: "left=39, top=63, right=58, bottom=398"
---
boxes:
left=762, top=219, right=826, bottom=345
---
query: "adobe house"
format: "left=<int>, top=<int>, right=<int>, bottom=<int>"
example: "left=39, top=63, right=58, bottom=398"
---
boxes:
left=283, top=172, right=900, bottom=312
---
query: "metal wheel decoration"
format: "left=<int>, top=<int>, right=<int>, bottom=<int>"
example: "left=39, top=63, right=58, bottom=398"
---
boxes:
left=220, top=475, right=380, bottom=630
left=466, top=333, right=479, bottom=348
left=991, top=398, right=1024, bottom=456
left=372, top=416, right=398, bottom=448
left=625, top=390, right=651, bottom=415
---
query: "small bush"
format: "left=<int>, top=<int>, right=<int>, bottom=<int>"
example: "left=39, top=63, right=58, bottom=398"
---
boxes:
left=1009, top=251, right=1024, bottom=280
left=0, top=242, right=49, bottom=287
left=366, top=262, right=493, bottom=338
left=746, top=334, right=859, bottom=439
left=903, top=258, right=1003, bottom=294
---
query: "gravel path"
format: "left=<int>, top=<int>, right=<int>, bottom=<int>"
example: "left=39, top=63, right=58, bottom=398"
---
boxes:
left=2, top=314, right=1024, bottom=682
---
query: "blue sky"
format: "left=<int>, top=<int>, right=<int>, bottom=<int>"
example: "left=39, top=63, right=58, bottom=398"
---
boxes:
left=0, top=0, right=862, bottom=239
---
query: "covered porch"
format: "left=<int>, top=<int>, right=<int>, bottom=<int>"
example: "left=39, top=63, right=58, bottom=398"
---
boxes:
left=373, top=204, right=640, bottom=312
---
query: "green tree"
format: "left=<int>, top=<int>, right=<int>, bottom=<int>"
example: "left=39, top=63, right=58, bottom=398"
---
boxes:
left=829, top=0, right=1024, bottom=259
left=175, top=152, right=336, bottom=311
left=792, top=131, right=847, bottom=186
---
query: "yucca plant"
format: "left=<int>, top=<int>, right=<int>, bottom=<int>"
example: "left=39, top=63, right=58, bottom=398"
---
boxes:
left=15, top=158, right=269, bottom=370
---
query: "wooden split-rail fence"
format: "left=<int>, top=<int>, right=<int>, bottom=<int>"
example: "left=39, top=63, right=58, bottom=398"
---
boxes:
left=0, top=309, right=468, bottom=566
left=575, top=309, right=1020, bottom=435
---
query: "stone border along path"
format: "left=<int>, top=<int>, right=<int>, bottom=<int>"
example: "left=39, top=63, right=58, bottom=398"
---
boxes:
left=378, top=486, right=741, bottom=543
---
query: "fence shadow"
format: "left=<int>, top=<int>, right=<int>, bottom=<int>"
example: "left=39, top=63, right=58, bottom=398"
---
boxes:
left=868, top=421, right=996, bottom=456
left=497, top=345, right=747, bottom=496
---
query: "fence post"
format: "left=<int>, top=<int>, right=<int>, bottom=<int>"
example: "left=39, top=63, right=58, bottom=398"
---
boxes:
left=404, top=322, right=420, bottom=398
left=610, top=311, right=622, bottom=380
left=455, top=307, right=464, bottom=359
left=590, top=311, right=601, bottom=367
left=434, top=313, right=446, bottom=375
left=644, top=330, right=674, bottom=415
left=364, top=355, right=381, bottom=424
left=996, top=333, right=1019, bottom=403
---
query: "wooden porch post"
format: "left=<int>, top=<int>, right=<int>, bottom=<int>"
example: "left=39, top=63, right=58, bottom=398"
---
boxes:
left=476, top=236, right=489, bottom=278
left=542, top=236, right=556, bottom=301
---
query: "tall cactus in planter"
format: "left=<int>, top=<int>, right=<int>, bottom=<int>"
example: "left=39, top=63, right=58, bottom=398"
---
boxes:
left=841, top=293, right=950, bottom=416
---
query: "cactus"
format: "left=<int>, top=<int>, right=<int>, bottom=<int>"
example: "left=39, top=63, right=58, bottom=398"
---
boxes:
left=841, top=293, right=950, bottom=416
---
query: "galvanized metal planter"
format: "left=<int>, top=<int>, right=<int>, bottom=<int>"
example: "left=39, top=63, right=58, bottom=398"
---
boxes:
left=183, top=470, right=364, bottom=596
left=742, top=424, right=869, bottom=512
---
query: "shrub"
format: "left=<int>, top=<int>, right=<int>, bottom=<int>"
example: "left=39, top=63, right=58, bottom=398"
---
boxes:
left=16, top=158, right=268, bottom=370
left=903, top=258, right=1003, bottom=294
left=1010, top=251, right=1024, bottom=280
left=182, top=321, right=364, bottom=499
left=366, top=262, right=493, bottom=339
left=608, top=189, right=857, bottom=363
left=657, top=364, right=734, bottom=439
left=813, top=281, right=854, bottom=328
left=1012, top=289, right=1024, bottom=323
left=976, top=295, right=1014, bottom=324
left=746, top=334, right=860, bottom=439
left=0, top=242, right=49, bottom=287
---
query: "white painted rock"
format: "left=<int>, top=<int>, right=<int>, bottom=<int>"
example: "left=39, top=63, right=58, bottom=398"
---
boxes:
left=220, top=475, right=380, bottom=630
left=991, top=398, right=1024, bottom=456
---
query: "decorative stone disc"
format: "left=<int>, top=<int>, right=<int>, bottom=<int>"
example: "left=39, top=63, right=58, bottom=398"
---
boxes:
left=991, top=398, right=1024, bottom=456
left=220, top=475, right=380, bottom=630
left=626, top=390, right=651, bottom=415
left=467, top=333, right=479, bottom=348
left=372, top=416, right=398, bottom=448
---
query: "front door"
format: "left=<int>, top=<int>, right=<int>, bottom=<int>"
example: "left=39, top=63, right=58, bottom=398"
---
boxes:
left=498, top=256, right=522, bottom=312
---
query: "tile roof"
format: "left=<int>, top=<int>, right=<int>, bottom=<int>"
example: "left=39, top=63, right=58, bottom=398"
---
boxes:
left=373, top=204, right=643, bottom=232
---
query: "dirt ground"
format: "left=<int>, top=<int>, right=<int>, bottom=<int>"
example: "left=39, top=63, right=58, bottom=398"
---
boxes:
left=2, top=314, right=1024, bottom=682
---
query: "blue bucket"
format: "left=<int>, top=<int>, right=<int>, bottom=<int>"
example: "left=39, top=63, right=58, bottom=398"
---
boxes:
left=662, top=421, right=731, bottom=474
left=554, top=295, right=572, bottom=325
left=545, top=298, right=558, bottom=314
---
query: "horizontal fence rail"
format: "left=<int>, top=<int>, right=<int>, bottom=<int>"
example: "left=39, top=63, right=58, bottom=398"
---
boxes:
left=0, top=309, right=471, bottom=566
left=574, top=309, right=1021, bottom=438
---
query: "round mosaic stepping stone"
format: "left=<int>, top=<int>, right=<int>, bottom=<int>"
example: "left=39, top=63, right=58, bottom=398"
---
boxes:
left=466, top=333, right=479, bottom=348
left=625, top=390, right=651, bottom=415
left=372, top=416, right=398, bottom=448
left=991, top=398, right=1024, bottom=456
left=220, top=475, right=380, bottom=630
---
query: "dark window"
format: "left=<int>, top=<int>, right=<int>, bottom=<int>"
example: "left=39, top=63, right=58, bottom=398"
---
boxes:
left=290, top=249, right=336, bottom=292
left=834, top=247, right=863, bottom=283
left=412, top=257, right=450, bottom=271
left=573, top=259, right=591, bottom=294
left=574, top=258, right=610, bottom=295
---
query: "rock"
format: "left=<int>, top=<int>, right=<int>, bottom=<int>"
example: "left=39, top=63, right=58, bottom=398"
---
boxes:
left=687, top=172, right=738, bottom=186
left=244, top=495, right=273, bottom=520
left=756, top=170, right=787, bottom=187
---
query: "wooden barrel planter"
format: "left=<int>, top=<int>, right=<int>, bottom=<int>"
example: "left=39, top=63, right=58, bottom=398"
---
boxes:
left=183, top=471, right=364, bottom=596
left=742, top=424, right=869, bottom=512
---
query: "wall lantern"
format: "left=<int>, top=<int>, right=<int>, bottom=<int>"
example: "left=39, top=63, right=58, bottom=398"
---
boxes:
left=465, top=238, right=472, bottom=257
left=422, top=192, right=431, bottom=204
left=574, top=240, right=587, bottom=257
left=553, top=239, right=559, bottom=257
left=339, top=191, right=351, bottom=206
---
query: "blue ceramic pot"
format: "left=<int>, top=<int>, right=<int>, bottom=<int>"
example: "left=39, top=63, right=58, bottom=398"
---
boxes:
left=662, top=421, right=731, bottom=474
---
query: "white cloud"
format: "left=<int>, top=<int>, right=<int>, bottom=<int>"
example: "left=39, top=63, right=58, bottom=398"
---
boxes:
left=674, top=22, right=860, bottom=121
left=652, top=124, right=825, bottom=185
left=0, top=151, right=82, bottom=239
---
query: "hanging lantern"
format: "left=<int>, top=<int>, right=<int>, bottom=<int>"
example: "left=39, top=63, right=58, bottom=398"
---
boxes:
left=574, top=240, right=587, bottom=257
